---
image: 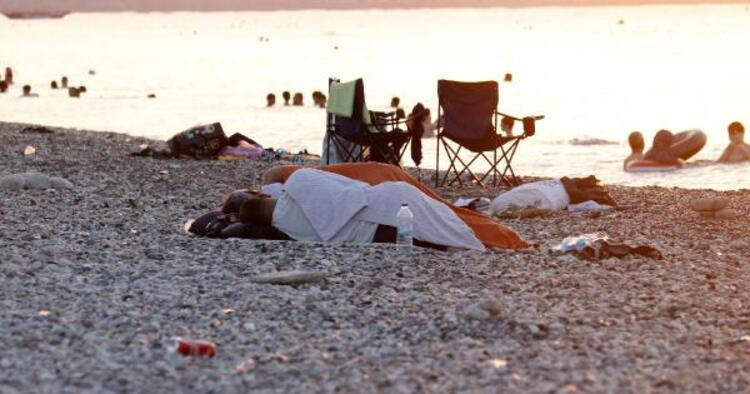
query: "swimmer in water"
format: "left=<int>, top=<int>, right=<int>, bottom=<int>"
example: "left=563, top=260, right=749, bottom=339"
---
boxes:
left=643, top=129, right=682, bottom=166
left=624, top=131, right=645, bottom=169
left=21, top=85, right=39, bottom=98
left=718, top=121, right=750, bottom=163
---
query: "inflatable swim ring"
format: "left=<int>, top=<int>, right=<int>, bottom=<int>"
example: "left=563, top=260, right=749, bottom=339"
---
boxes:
left=670, top=129, right=707, bottom=161
left=625, top=160, right=681, bottom=173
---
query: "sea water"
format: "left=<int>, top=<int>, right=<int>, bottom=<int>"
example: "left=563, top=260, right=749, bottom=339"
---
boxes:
left=1, top=6, right=749, bottom=190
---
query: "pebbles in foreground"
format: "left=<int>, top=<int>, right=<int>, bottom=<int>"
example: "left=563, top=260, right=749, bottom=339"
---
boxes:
left=2, top=121, right=750, bottom=393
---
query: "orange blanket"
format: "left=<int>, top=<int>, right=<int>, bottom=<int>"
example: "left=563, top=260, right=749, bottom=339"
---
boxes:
left=271, top=162, right=529, bottom=249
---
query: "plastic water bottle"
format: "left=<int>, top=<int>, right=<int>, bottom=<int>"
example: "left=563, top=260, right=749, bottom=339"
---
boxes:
left=396, top=204, right=414, bottom=247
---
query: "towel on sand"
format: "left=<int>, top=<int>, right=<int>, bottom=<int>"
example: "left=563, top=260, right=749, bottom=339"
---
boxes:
left=273, top=163, right=529, bottom=249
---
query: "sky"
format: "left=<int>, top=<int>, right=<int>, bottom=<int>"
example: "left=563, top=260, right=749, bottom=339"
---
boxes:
left=1, top=0, right=749, bottom=11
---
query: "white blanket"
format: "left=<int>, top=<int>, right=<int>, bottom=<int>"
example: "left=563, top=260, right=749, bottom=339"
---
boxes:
left=282, top=169, right=485, bottom=251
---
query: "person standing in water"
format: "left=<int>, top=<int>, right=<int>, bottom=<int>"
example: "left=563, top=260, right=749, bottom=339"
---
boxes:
left=718, top=121, right=750, bottom=163
left=4, top=67, right=13, bottom=85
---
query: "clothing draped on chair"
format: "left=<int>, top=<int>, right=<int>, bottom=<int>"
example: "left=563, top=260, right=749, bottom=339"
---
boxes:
left=323, top=78, right=418, bottom=167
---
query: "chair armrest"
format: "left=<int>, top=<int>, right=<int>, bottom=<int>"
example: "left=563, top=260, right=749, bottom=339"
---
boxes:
left=497, top=112, right=545, bottom=121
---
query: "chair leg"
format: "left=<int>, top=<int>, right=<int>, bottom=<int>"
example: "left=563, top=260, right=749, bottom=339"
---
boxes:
left=443, top=143, right=485, bottom=187
left=436, top=136, right=441, bottom=187
left=498, top=139, right=521, bottom=186
left=441, top=142, right=467, bottom=187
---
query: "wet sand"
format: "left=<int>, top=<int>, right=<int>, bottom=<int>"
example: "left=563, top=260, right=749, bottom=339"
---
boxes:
left=1, top=121, right=750, bottom=393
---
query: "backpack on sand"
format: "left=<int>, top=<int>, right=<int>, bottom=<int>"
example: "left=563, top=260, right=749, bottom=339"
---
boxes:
left=168, top=123, right=229, bottom=159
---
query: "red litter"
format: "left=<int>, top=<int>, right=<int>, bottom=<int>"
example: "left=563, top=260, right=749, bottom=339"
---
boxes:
left=170, top=338, right=216, bottom=358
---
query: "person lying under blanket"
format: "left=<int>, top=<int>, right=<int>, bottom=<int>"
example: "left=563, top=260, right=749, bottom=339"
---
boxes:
left=260, top=162, right=528, bottom=249
left=190, top=168, right=486, bottom=251
left=489, top=176, right=619, bottom=215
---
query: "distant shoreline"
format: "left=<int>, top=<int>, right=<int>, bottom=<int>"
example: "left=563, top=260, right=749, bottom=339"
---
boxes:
left=1, top=0, right=748, bottom=14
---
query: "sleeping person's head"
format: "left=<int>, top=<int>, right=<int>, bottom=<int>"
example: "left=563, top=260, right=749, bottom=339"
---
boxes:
left=221, top=190, right=270, bottom=215
left=238, top=194, right=276, bottom=226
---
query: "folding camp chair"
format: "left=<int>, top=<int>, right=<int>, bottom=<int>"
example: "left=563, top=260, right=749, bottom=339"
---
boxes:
left=324, top=78, right=413, bottom=166
left=435, top=79, right=544, bottom=188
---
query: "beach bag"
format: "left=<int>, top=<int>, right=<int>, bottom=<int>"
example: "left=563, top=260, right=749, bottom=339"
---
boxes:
left=168, top=123, right=229, bottom=159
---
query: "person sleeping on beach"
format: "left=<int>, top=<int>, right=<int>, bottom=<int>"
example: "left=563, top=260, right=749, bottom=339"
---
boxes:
left=260, top=162, right=528, bottom=249
left=193, top=168, right=486, bottom=251
left=718, top=121, right=750, bottom=163
left=489, top=176, right=618, bottom=215
left=189, top=162, right=529, bottom=250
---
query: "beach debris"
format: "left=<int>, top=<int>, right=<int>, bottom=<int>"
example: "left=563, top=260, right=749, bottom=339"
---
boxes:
left=494, top=207, right=552, bottom=219
left=147, top=93, right=156, bottom=98
left=21, top=126, right=54, bottom=134
left=68, top=87, right=80, bottom=98
left=0, top=172, right=73, bottom=191
left=88, top=70, right=96, bottom=75
left=463, top=304, right=491, bottom=321
left=253, top=270, right=326, bottom=286
left=567, top=200, right=613, bottom=212
left=454, top=197, right=491, bottom=213
left=168, top=338, right=216, bottom=358
left=504, top=73, right=513, bottom=82
left=478, top=297, right=504, bottom=318
left=23, top=145, right=36, bottom=156
left=555, top=232, right=609, bottom=253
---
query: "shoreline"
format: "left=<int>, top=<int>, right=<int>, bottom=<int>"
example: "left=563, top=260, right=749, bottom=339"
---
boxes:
left=2, top=121, right=750, bottom=392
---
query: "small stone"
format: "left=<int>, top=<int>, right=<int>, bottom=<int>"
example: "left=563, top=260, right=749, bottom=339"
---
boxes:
left=690, top=198, right=727, bottom=212
left=21, top=172, right=52, bottom=190
left=0, top=174, right=25, bottom=191
left=50, top=177, right=73, bottom=190
left=253, top=270, right=326, bottom=286
left=714, top=208, right=739, bottom=220
left=478, top=298, right=504, bottom=317
left=463, top=304, right=490, bottom=321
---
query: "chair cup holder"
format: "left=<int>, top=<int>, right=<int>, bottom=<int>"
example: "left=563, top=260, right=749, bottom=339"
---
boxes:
left=522, top=117, right=536, bottom=137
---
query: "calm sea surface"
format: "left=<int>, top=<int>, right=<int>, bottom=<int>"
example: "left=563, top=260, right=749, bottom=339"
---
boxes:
left=1, top=6, right=749, bottom=189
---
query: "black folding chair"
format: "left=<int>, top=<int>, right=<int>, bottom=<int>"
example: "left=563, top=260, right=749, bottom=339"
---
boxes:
left=324, top=78, right=413, bottom=166
left=435, top=79, right=543, bottom=188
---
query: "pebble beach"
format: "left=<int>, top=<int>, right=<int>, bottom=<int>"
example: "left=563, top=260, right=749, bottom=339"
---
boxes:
left=2, top=121, right=750, bottom=393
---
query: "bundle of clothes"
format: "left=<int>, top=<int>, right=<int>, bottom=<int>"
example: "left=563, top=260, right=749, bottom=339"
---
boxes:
left=453, top=175, right=619, bottom=217
left=132, top=122, right=317, bottom=162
